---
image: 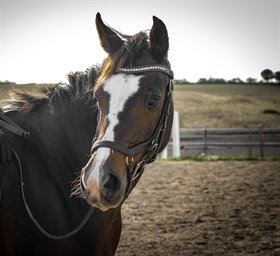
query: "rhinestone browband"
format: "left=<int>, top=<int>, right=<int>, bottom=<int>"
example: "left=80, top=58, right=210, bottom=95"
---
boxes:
left=117, top=65, right=174, bottom=79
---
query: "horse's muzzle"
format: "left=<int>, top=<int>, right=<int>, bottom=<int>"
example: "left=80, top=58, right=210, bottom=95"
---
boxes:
left=80, top=169, right=125, bottom=211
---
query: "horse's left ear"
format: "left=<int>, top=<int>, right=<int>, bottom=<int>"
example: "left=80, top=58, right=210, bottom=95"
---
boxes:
left=150, top=16, right=169, bottom=60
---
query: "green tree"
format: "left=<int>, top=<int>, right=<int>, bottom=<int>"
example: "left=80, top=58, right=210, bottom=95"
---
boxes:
left=246, top=77, right=257, bottom=84
left=261, top=69, right=274, bottom=83
left=274, top=71, right=280, bottom=83
left=197, top=78, right=207, bottom=84
left=228, top=78, right=244, bottom=84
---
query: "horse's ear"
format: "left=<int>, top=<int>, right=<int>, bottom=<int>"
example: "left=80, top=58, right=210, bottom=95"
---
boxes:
left=150, top=16, right=169, bottom=60
left=96, top=13, right=124, bottom=55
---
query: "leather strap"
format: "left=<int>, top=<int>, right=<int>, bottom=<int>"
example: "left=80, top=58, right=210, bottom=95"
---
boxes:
left=91, top=140, right=150, bottom=157
left=0, top=112, right=30, bottom=139
left=117, top=64, right=174, bottom=79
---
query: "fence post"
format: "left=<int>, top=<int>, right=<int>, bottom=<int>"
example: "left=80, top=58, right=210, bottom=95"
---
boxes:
left=249, top=130, right=252, bottom=158
left=203, top=129, right=208, bottom=156
left=172, top=111, right=181, bottom=158
left=161, top=111, right=180, bottom=159
left=161, top=147, right=168, bottom=159
left=259, top=125, right=264, bottom=157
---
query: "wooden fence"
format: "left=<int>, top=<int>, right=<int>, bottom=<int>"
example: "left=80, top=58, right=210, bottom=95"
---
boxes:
left=166, top=128, right=280, bottom=158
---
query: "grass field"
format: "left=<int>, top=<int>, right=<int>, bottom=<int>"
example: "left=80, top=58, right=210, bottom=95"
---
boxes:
left=1, top=83, right=280, bottom=128
left=0, top=83, right=48, bottom=102
left=173, top=84, right=280, bottom=128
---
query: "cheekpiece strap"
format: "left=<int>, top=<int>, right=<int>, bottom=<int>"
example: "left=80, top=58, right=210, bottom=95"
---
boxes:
left=117, top=65, right=174, bottom=79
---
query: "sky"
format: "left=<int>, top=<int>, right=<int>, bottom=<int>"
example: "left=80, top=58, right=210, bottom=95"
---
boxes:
left=0, top=0, right=279, bottom=84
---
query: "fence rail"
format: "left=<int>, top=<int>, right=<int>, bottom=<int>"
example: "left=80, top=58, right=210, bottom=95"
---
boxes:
left=167, top=128, right=280, bottom=157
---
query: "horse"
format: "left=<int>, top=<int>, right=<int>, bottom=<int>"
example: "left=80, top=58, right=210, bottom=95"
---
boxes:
left=0, top=13, right=174, bottom=255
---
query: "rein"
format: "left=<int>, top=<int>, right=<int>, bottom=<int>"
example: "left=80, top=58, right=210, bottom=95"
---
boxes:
left=0, top=112, right=93, bottom=240
left=90, top=64, right=174, bottom=195
left=13, top=147, right=94, bottom=240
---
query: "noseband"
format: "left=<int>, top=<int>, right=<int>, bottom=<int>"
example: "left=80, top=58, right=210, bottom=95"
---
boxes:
left=90, top=64, right=174, bottom=194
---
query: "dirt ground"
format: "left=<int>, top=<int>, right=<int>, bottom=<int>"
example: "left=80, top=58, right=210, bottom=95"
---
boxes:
left=116, top=161, right=280, bottom=256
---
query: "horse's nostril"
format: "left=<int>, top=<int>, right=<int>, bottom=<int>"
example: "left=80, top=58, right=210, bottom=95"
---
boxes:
left=103, top=174, right=117, bottom=189
left=101, top=173, right=120, bottom=202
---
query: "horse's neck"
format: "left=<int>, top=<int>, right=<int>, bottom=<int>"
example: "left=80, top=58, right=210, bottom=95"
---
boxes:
left=11, top=98, right=97, bottom=175
left=2, top=98, right=101, bottom=233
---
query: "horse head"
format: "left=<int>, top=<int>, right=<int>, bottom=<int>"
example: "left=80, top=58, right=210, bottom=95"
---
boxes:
left=80, top=13, right=173, bottom=211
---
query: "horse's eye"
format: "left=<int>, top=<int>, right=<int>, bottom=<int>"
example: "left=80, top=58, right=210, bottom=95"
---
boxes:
left=148, top=96, right=160, bottom=108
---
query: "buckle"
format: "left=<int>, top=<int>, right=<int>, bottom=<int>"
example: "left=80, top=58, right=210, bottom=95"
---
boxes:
left=149, top=140, right=158, bottom=152
left=147, top=140, right=159, bottom=161
left=126, top=156, right=134, bottom=166
left=135, top=160, right=146, bottom=172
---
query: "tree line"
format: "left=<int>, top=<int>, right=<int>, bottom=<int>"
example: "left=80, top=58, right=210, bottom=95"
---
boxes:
left=0, top=80, right=16, bottom=85
left=175, top=69, right=280, bottom=85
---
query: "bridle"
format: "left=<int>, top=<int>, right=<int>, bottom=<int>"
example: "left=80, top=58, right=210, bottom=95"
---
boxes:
left=89, top=64, right=174, bottom=195
left=0, top=64, right=173, bottom=240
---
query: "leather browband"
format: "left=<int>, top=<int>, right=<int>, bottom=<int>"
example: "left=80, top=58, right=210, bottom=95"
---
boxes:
left=116, top=65, right=174, bottom=79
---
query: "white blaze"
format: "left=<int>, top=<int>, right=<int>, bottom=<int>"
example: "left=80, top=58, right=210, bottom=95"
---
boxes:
left=87, top=74, right=142, bottom=186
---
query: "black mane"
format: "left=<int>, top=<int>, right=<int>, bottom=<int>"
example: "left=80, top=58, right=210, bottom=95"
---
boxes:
left=1, top=66, right=99, bottom=113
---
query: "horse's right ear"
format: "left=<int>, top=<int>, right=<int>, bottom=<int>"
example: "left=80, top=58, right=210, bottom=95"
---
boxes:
left=96, top=13, right=124, bottom=55
left=150, top=16, right=169, bottom=60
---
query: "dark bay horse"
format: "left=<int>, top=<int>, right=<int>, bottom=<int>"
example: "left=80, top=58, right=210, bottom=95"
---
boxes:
left=0, top=13, right=173, bottom=255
